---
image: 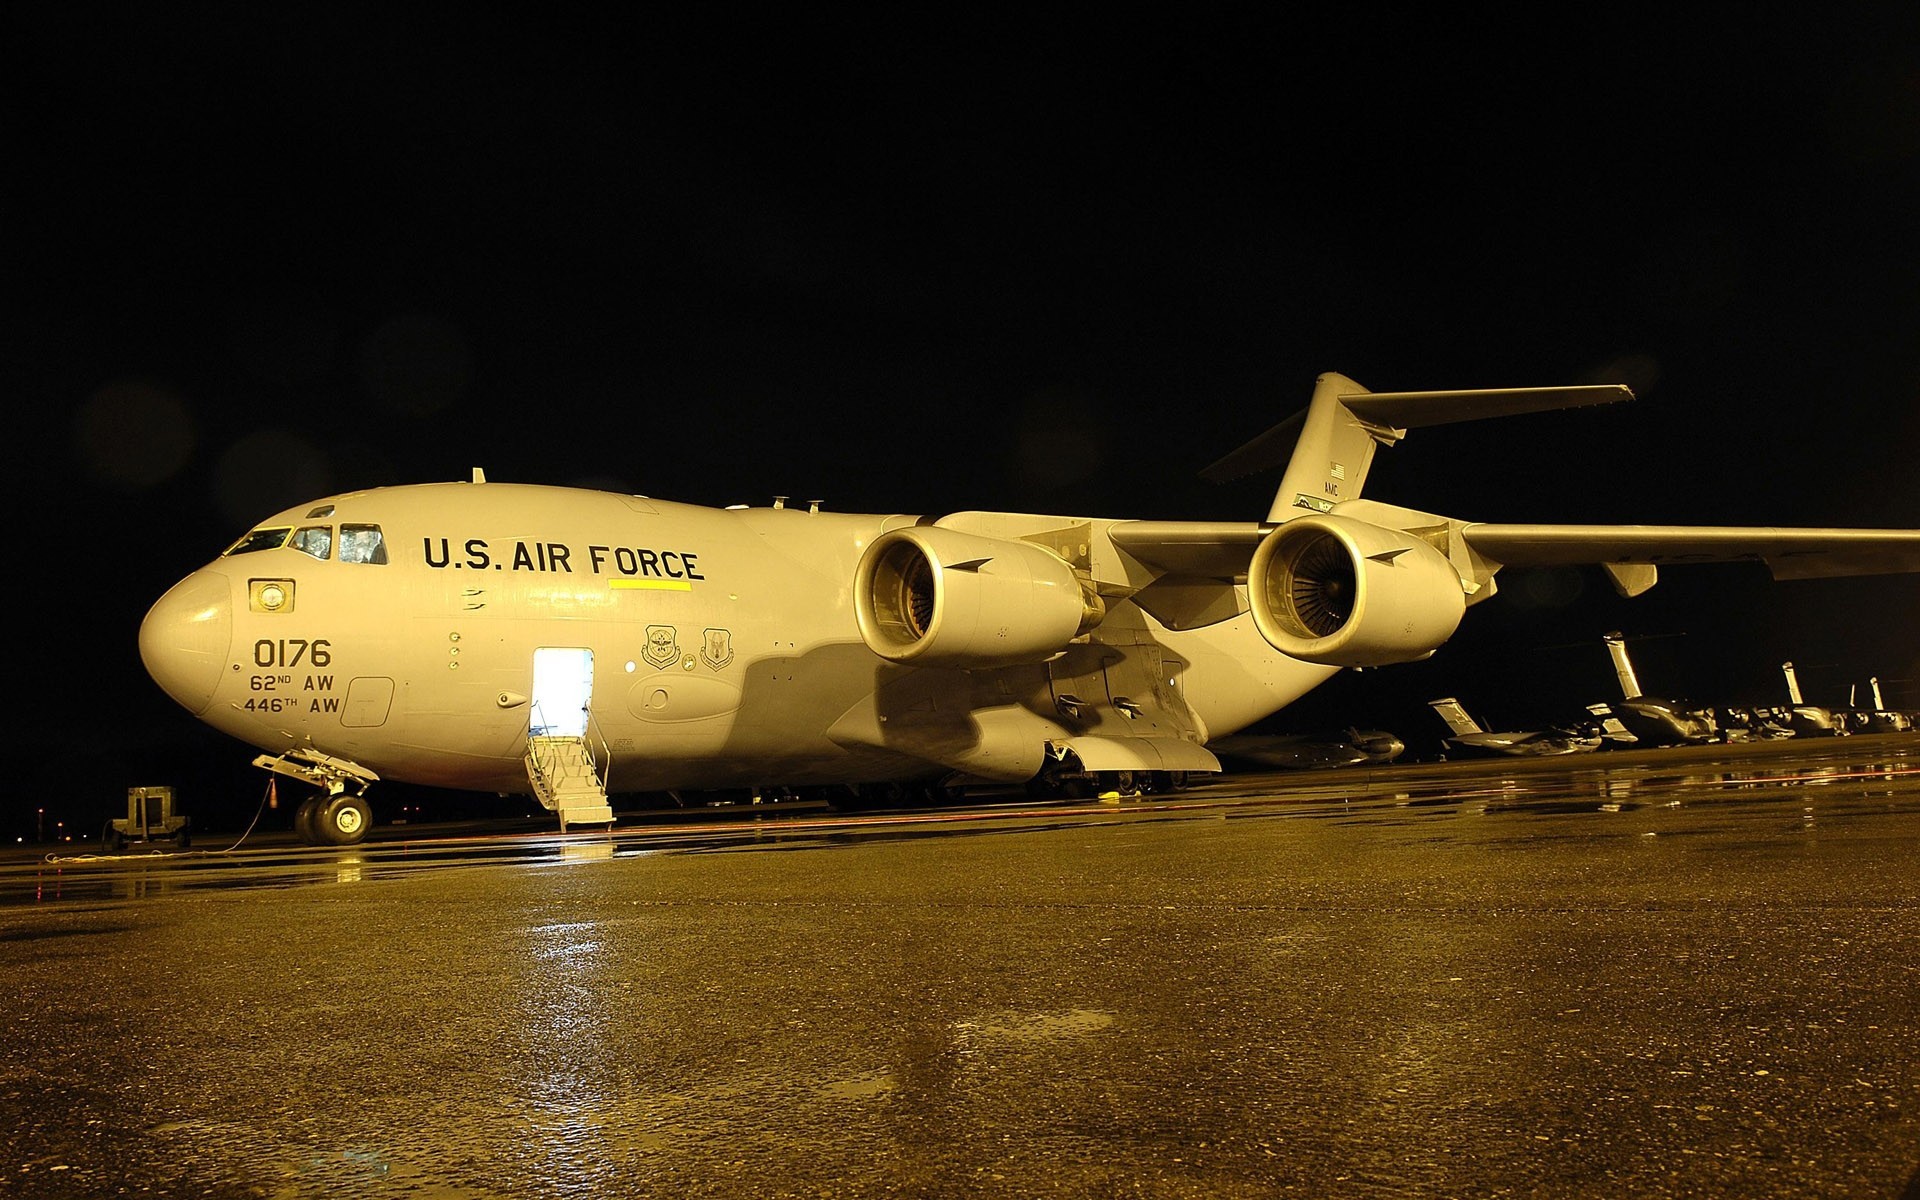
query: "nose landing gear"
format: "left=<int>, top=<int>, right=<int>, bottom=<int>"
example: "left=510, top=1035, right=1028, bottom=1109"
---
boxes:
left=254, top=749, right=381, bottom=846
left=294, top=788, right=374, bottom=846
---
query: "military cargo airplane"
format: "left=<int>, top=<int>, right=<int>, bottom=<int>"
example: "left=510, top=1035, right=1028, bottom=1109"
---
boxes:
left=1849, top=677, right=1914, bottom=734
left=1209, top=728, right=1406, bottom=771
left=139, top=372, right=1920, bottom=844
left=1774, top=661, right=1848, bottom=736
left=1599, top=632, right=1720, bottom=746
left=1428, top=698, right=1600, bottom=757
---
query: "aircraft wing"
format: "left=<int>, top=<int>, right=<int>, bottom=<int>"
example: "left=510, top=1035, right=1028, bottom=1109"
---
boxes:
left=1106, top=522, right=1265, bottom=577
left=1108, top=520, right=1920, bottom=583
left=1460, top=524, right=1920, bottom=580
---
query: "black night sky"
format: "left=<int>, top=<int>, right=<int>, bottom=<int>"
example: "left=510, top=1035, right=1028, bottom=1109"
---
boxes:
left=12, top=10, right=1920, bottom=833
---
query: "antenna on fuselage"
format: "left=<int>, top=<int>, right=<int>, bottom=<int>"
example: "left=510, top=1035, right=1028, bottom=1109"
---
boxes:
left=471, top=468, right=487, bottom=484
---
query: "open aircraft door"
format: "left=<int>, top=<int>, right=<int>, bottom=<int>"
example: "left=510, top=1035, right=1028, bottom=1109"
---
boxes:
left=526, top=647, right=613, bottom=828
left=531, top=647, right=593, bottom=736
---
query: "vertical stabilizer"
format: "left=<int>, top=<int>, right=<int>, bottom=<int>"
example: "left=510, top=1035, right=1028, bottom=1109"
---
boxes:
left=1268, top=372, right=1387, bottom=523
left=1604, top=632, right=1642, bottom=700
left=1782, top=661, right=1805, bottom=705
left=1872, top=676, right=1888, bottom=710
left=1429, top=698, right=1483, bottom=737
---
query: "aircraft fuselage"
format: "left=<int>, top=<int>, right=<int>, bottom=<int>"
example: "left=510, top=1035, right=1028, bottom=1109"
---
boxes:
left=141, top=482, right=1331, bottom=799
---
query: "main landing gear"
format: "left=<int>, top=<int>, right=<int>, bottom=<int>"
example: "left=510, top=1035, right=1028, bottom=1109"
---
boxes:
left=1032, top=750, right=1191, bottom=800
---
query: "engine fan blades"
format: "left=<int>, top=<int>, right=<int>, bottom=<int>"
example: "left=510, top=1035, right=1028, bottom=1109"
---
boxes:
left=1288, top=537, right=1355, bottom=636
left=902, top=555, right=936, bottom=639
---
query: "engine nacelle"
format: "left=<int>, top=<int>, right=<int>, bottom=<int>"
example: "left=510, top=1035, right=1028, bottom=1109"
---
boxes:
left=1247, top=515, right=1466, bottom=667
left=854, top=526, right=1103, bottom=667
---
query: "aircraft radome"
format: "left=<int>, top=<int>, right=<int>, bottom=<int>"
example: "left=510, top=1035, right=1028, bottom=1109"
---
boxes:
left=139, top=372, right=1920, bottom=845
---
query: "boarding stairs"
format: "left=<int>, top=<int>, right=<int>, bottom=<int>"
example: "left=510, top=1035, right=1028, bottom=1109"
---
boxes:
left=525, top=735, right=614, bottom=831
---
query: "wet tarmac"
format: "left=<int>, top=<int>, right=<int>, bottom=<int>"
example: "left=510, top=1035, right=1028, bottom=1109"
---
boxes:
left=6, top=736, right=1920, bottom=1198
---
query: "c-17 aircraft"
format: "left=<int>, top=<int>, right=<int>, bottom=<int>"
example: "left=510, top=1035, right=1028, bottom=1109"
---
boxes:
left=1428, top=698, right=1599, bottom=757
left=1848, top=677, right=1914, bottom=734
left=1208, top=728, right=1406, bottom=771
left=1774, top=661, right=1848, bottom=737
left=139, top=372, right=1920, bottom=844
left=1599, top=631, right=1720, bottom=746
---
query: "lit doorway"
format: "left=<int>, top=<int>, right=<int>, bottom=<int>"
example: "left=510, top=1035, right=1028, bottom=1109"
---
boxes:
left=531, top=647, right=593, bottom=736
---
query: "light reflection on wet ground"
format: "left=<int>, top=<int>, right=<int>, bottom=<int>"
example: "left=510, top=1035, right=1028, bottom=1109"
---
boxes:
left=12, top=737, right=1920, bottom=906
left=3, top=735, right=1920, bottom=1197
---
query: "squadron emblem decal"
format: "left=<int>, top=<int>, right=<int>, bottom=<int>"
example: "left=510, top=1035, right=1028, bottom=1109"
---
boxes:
left=643, top=625, right=679, bottom=670
left=701, top=627, right=734, bottom=670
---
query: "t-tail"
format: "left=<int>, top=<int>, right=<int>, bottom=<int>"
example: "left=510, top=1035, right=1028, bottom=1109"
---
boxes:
left=1782, top=661, right=1806, bottom=706
left=1604, top=631, right=1644, bottom=700
left=1204, top=372, right=1632, bottom=522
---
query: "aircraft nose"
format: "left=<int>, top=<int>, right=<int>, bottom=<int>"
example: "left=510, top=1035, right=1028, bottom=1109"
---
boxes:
left=140, top=569, right=233, bottom=715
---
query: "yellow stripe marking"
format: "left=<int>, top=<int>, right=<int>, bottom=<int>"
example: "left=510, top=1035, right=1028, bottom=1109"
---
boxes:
left=609, top=578, right=694, bottom=592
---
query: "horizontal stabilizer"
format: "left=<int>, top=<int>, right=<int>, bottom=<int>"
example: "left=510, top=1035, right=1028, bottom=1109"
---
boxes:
left=1429, top=698, right=1483, bottom=738
left=1201, top=381, right=1632, bottom=483
left=1341, top=384, right=1631, bottom=430
left=1462, top=524, right=1920, bottom=579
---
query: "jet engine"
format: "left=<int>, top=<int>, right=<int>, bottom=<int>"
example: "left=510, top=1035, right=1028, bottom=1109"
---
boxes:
left=1247, top=515, right=1466, bottom=667
left=855, top=526, right=1103, bottom=667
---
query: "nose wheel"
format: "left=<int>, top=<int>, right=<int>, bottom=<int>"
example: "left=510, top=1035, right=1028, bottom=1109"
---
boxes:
left=255, top=749, right=381, bottom=846
left=296, top=789, right=373, bottom=846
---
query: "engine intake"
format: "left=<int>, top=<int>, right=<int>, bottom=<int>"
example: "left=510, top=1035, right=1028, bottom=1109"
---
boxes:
left=1247, top=515, right=1466, bottom=667
left=855, top=526, right=1103, bottom=667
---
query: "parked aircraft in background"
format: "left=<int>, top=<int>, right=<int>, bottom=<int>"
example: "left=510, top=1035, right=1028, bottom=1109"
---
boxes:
left=1599, top=633, right=1719, bottom=746
left=1849, top=678, right=1915, bottom=734
left=1712, top=705, right=1797, bottom=743
left=1429, top=698, right=1599, bottom=757
left=1774, top=661, right=1848, bottom=737
left=1210, top=728, right=1405, bottom=770
left=1580, top=702, right=1643, bottom=748
left=140, top=371, right=1920, bottom=844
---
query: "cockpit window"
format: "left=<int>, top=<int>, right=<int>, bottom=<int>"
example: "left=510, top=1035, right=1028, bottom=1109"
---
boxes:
left=224, top=527, right=293, bottom=556
left=290, top=526, right=332, bottom=560
left=339, top=524, right=387, bottom=564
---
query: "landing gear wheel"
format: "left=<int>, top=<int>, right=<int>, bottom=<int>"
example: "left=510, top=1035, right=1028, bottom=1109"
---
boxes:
left=294, top=797, right=323, bottom=845
left=1058, top=774, right=1094, bottom=800
left=316, top=793, right=373, bottom=846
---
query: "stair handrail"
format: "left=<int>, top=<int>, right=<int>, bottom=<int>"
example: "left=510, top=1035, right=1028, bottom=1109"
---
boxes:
left=583, top=709, right=612, bottom=789
left=522, top=700, right=614, bottom=806
left=525, top=701, right=560, bottom=802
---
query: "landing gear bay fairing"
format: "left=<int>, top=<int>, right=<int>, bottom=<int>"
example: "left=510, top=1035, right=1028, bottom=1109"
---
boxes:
left=139, top=373, right=1920, bottom=844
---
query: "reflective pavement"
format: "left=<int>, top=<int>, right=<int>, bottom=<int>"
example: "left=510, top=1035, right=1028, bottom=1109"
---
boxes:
left=5, top=736, right=1920, bottom=1197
